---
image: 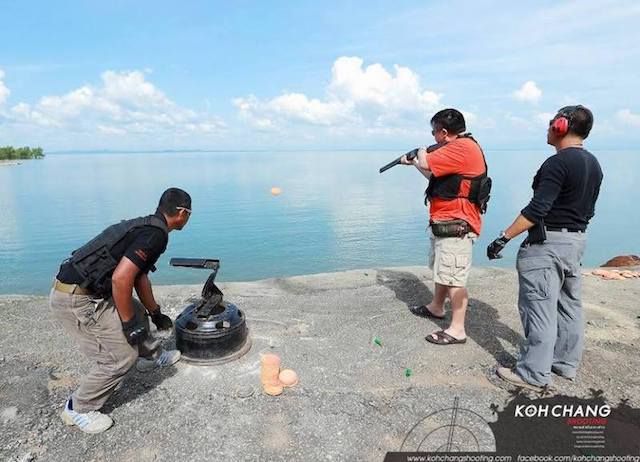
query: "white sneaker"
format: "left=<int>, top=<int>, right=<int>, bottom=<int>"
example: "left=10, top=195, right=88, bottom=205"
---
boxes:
left=136, top=349, right=181, bottom=373
left=60, top=399, right=113, bottom=434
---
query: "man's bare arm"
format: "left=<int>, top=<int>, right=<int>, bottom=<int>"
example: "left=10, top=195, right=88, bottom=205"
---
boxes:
left=413, top=160, right=432, bottom=179
left=487, top=213, right=537, bottom=259
left=400, top=147, right=432, bottom=179
left=134, top=272, right=159, bottom=313
left=415, top=146, right=430, bottom=172
left=111, top=257, right=141, bottom=322
left=504, top=214, right=536, bottom=239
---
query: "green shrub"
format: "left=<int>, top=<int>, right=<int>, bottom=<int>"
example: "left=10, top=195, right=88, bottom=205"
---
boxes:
left=0, top=146, right=45, bottom=160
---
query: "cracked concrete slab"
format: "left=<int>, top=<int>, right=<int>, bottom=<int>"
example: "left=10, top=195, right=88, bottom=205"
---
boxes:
left=0, top=266, right=638, bottom=461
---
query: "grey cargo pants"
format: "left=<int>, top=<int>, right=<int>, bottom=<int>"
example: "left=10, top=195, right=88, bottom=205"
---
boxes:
left=50, top=288, right=151, bottom=412
left=514, top=230, right=587, bottom=387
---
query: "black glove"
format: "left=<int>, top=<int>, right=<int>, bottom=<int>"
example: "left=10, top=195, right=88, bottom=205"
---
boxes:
left=487, top=233, right=510, bottom=260
left=149, top=306, right=173, bottom=330
left=121, top=317, right=147, bottom=346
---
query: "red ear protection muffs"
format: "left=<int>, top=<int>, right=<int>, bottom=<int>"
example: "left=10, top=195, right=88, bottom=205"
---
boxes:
left=551, top=116, right=570, bottom=136
left=551, top=105, right=583, bottom=137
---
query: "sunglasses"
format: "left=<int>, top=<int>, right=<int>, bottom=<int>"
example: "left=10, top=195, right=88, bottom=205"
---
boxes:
left=176, top=206, right=192, bottom=215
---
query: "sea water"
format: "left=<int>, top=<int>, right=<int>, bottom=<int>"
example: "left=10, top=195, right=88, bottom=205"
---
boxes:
left=0, top=149, right=637, bottom=294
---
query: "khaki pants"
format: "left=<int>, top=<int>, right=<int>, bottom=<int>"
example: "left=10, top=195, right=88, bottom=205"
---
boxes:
left=428, top=231, right=477, bottom=287
left=49, top=288, right=150, bottom=412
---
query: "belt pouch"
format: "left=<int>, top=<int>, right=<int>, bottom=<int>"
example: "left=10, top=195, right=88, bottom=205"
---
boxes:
left=430, top=220, right=470, bottom=238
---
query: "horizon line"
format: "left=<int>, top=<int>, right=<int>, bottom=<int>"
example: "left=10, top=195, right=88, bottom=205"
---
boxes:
left=45, top=146, right=639, bottom=154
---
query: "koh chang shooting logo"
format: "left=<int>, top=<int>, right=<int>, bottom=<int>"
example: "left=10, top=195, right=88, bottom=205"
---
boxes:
left=514, top=402, right=610, bottom=423
left=488, top=390, right=640, bottom=454
left=387, top=391, right=639, bottom=459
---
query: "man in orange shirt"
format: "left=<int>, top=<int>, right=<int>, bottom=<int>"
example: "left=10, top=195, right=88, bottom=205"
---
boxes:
left=401, top=108, right=489, bottom=345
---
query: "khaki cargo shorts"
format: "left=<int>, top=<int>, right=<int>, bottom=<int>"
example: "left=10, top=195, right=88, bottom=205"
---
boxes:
left=428, top=231, right=477, bottom=287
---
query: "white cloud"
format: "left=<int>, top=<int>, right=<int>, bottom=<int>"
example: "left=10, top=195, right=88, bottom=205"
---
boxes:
left=512, top=81, right=542, bottom=104
left=6, top=70, right=225, bottom=137
left=328, top=56, right=440, bottom=112
left=534, top=112, right=555, bottom=125
left=100, top=70, right=171, bottom=109
left=617, top=108, right=640, bottom=127
left=0, top=69, right=9, bottom=106
left=235, top=93, right=352, bottom=129
left=234, top=56, right=442, bottom=132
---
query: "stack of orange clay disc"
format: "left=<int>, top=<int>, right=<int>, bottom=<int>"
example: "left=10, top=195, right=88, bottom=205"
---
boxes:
left=260, top=353, right=299, bottom=396
left=260, top=354, right=283, bottom=396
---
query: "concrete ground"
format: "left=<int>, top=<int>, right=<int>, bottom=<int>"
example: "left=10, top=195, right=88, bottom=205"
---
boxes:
left=1, top=266, right=638, bottom=461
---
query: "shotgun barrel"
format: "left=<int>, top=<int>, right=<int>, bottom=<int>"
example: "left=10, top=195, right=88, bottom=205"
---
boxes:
left=379, top=148, right=419, bottom=174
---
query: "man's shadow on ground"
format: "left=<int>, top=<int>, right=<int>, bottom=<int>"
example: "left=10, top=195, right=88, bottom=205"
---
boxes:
left=376, top=269, right=523, bottom=366
left=102, top=336, right=179, bottom=413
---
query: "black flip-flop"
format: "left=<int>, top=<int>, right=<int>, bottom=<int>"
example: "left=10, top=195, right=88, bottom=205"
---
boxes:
left=410, top=305, right=446, bottom=320
left=425, top=330, right=467, bottom=345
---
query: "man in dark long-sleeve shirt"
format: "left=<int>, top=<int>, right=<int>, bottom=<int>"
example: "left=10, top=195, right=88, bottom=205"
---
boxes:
left=486, top=105, right=603, bottom=391
left=521, top=147, right=602, bottom=230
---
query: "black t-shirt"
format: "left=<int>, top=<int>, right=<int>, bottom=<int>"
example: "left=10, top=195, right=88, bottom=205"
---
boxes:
left=57, top=213, right=169, bottom=286
left=521, top=147, right=603, bottom=230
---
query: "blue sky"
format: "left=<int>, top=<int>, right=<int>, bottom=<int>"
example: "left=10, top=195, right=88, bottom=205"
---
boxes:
left=1, top=0, right=639, bottom=151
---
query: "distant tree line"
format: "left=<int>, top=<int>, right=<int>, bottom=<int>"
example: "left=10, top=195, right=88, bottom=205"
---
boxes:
left=0, top=146, right=45, bottom=160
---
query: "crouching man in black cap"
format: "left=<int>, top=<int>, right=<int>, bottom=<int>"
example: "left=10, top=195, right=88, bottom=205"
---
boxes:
left=50, top=188, right=192, bottom=433
left=487, top=106, right=603, bottom=392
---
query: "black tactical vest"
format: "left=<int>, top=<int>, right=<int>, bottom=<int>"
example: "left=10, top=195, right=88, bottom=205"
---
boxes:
left=425, top=135, right=492, bottom=214
left=69, top=215, right=168, bottom=295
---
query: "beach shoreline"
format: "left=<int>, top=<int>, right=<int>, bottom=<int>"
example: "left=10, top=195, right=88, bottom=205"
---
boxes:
left=0, top=160, right=22, bottom=166
left=1, top=264, right=637, bottom=297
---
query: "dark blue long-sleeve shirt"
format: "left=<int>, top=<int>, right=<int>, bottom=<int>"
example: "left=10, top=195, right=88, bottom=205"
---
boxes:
left=521, top=147, right=603, bottom=230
